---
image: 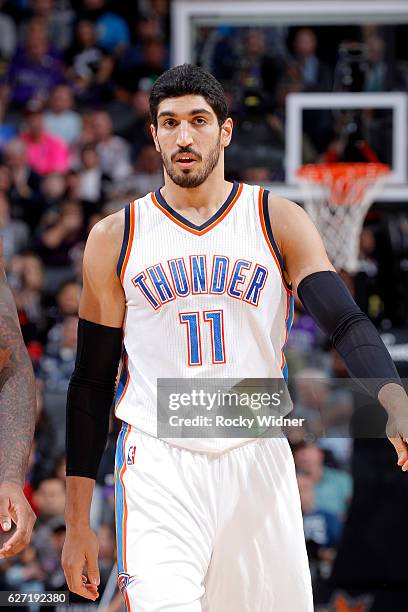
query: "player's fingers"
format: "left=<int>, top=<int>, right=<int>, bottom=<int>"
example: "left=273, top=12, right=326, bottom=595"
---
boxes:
left=388, top=435, right=408, bottom=466
left=2, top=502, right=36, bottom=556
left=0, top=523, right=30, bottom=557
left=86, top=557, right=100, bottom=587
left=81, top=575, right=98, bottom=593
left=67, top=565, right=98, bottom=601
left=0, top=497, right=12, bottom=532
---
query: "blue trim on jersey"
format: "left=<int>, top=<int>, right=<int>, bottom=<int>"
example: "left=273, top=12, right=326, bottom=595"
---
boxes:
left=155, top=181, right=239, bottom=231
left=116, top=204, right=131, bottom=280
left=115, top=422, right=129, bottom=575
left=262, top=190, right=292, bottom=292
left=115, top=347, right=129, bottom=407
left=282, top=293, right=294, bottom=381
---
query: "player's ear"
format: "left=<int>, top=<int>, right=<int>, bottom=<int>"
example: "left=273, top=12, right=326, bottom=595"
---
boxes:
left=150, top=124, right=161, bottom=153
left=220, top=118, right=233, bottom=148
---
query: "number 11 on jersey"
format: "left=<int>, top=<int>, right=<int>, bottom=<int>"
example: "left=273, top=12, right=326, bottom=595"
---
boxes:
left=179, top=310, right=226, bottom=366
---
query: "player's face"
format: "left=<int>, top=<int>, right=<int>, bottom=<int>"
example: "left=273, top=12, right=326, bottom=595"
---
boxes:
left=151, top=95, right=232, bottom=188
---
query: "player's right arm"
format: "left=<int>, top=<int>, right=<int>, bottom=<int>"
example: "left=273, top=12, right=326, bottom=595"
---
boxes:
left=62, top=211, right=125, bottom=601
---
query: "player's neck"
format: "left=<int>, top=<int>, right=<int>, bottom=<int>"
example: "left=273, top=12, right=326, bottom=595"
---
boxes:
left=161, top=167, right=232, bottom=213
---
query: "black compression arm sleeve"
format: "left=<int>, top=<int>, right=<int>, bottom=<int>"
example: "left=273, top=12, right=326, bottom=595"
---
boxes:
left=297, top=271, right=401, bottom=398
left=66, top=318, right=123, bottom=479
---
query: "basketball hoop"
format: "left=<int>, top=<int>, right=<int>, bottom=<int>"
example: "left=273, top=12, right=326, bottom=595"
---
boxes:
left=297, top=162, right=390, bottom=273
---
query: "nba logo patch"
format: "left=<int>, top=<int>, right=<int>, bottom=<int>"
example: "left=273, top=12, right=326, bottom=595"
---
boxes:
left=127, top=445, right=136, bottom=465
left=118, top=572, right=130, bottom=593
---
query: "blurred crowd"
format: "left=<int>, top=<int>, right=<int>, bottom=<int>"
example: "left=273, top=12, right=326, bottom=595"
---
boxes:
left=196, top=23, right=408, bottom=180
left=0, top=1, right=406, bottom=609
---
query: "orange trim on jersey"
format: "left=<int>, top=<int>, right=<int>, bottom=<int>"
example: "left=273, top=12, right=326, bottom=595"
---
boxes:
left=258, top=188, right=293, bottom=295
left=119, top=424, right=131, bottom=574
left=151, top=183, right=243, bottom=236
left=120, top=201, right=135, bottom=284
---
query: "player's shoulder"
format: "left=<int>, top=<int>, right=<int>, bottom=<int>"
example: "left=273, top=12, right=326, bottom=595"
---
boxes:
left=266, top=190, right=304, bottom=217
left=84, top=206, right=128, bottom=272
left=89, top=208, right=125, bottom=243
left=264, top=190, right=313, bottom=253
left=266, top=189, right=312, bottom=229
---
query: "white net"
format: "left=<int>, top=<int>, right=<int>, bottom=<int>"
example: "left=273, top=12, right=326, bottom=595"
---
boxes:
left=297, top=163, right=389, bottom=274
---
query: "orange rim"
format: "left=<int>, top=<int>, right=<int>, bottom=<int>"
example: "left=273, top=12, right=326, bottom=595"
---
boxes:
left=297, top=162, right=390, bottom=182
left=297, top=162, right=390, bottom=206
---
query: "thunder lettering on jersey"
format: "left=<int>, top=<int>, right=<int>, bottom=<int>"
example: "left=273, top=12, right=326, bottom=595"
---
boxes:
left=114, top=181, right=294, bottom=451
left=132, top=256, right=268, bottom=310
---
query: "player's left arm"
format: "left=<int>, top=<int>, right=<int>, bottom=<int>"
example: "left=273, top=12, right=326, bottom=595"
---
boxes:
left=269, top=194, right=408, bottom=469
left=0, top=260, right=36, bottom=557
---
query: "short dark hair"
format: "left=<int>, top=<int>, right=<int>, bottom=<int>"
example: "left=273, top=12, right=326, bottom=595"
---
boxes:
left=149, top=63, right=228, bottom=127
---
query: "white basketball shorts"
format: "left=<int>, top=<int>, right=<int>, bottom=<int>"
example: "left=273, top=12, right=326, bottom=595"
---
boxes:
left=114, top=424, right=314, bottom=612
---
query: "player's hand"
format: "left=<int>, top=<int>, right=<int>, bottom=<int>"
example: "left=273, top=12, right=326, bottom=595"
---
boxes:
left=0, top=481, right=36, bottom=558
left=62, top=525, right=100, bottom=601
left=386, top=408, right=408, bottom=472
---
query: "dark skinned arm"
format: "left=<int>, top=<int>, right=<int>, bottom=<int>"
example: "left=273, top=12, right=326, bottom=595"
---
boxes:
left=0, top=259, right=36, bottom=557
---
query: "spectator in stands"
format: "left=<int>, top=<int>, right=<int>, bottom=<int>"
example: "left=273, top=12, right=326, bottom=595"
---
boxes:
left=52, top=453, right=66, bottom=482
left=46, top=279, right=81, bottom=346
left=19, top=0, right=74, bottom=53
left=294, top=367, right=353, bottom=466
left=20, top=100, right=70, bottom=176
left=5, top=18, right=65, bottom=107
left=64, top=20, right=114, bottom=103
left=298, top=473, right=342, bottom=548
left=33, top=478, right=66, bottom=523
left=92, top=110, right=132, bottom=182
left=237, top=29, right=282, bottom=110
left=42, top=517, right=67, bottom=591
left=39, top=314, right=78, bottom=392
left=120, top=88, right=154, bottom=158
left=0, top=192, right=29, bottom=261
left=364, top=35, right=389, bottom=92
left=89, top=0, right=130, bottom=54
left=297, top=473, right=342, bottom=580
left=3, top=139, right=43, bottom=229
left=4, top=544, right=45, bottom=594
left=296, top=368, right=353, bottom=430
left=0, top=100, right=16, bottom=151
left=115, top=17, right=163, bottom=87
left=115, top=144, right=162, bottom=197
left=292, top=28, right=332, bottom=91
left=0, top=0, right=17, bottom=60
left=64, top=169, right=81, bottom=201
left=35, top=200, right=85, bottom=268
left=97, top=523, right=116, bottom=591
left=32, top=479, right=66, bottom=575
left=40, top=172, right=67, bottom=212
left=114, top=36, right=167, bottom=95
left=44, top=85, right=82, bottom=149
left=286, top=295, right=320, bottom=373
left=9, top=252, right=48, bottom=344
left=30, top=378, right=60, bottom=485
left=55, top=280, right=81, bottom=318
left=77, top=143, right=107, bottom=207
left=147, top=0, right=170, bottom=42
left=294, top=442, right=352, bottom=518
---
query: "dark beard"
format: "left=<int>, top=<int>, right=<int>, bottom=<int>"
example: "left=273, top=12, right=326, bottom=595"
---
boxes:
left=160, top=134, right=221, bottom=188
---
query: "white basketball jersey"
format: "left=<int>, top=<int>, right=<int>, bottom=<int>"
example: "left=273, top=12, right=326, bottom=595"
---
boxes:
left=114, top=182, right=294, bottom=452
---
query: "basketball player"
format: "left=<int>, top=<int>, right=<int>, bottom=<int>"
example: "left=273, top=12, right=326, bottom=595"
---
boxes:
left=0, top=249, right=36, bottom=558
left=62, top=64, right=408, bottom=610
